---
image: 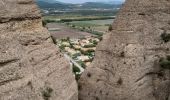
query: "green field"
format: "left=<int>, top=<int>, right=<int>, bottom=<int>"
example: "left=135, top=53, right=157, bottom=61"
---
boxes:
left=68, top=19, right=114, bottom=32
left=43, top=14, right=84, bottom=20
left=43, top=15, right=114, bottom=32
left=71, top=19, right=114, bottom=25
left=43, top=15, right=115, bottom=22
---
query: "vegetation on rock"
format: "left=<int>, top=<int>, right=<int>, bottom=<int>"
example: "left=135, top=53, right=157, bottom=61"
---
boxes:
left=108, top=24, right=113, bottom=31
left=42, top=87, right=53, bottom=100
left=161, top=31, right=170, bottom=43
left=159, top=56, right=170, bottom=69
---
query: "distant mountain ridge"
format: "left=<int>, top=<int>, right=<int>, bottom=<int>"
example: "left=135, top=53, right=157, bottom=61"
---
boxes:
left=104, top=0, right=125, bottom=4
left=36, top=0, right=123, bottom=9
left=36, top=0, right=72, bottom=9
left=80, top=2, right=121, bottom=9
left=36, top=0, right=63, bottom=4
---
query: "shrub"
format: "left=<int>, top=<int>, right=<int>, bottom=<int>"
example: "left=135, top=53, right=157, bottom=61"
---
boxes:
left=161, top=31, right=170, bottom=43
left=166, top=55, right=170, bottom=61
left=42, top=87, right=53, bottom=100
left=81, top=50, right=95, bottom=55
left=117, top=77, right=123, bottom=85
left=61, top=38, right=68, bottom=42
left=159, top=56, right=170, bottom=69
left=59, top=45, right=65, bottom=50
left=72, top=53, right=81, bottom=59
left=77, top=61, right=86, bottom=69
left=42, top=20, right=47, bottom=27
left=87, top=72, right=91, bottom=78
left=160, top=60, right=170, bottom=69
left=84, top=44, right=96, bottom=48
left=75, top=73, right=81, bottom=81
left=66, top=22, right=70, bottom=25
left=159, top=57, right=164, bottom=62
left=105, top=24, right=111, bottom=26
left=72, top=65, right=81, bottom=81
left=46, top=19, right=58, bottom=23
left=82, top=51, right=94, bottom=57
left=91, top=31, right=103, bottom=36
left=108, top=24, right=113, bottom=31
left=83, top=27, right=86, bottom=30
left=120, top=51, right=125, bottom=57
left=72, top=65, right=81, bottom=74
left=97, top=36, right=103, bottom=41
left=93, top=40, right=98, bottom=45
left=72, top=24, right=76, bottom=28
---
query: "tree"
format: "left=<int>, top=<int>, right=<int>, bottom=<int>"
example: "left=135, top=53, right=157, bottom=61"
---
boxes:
left=108, top=24, right=113, bottom=31
left=161, top=30, right=170, bottom=43
left=83, top=27, right=86, bottom=30
left=42, top=20, right=47, bottom=27
left=93, top=40, right=98, bottom=45
left=72, top=65, right=80, bottom=74
left=160, top=56, right=170, bottom=69
left=72, top=24, right=75, bottom=28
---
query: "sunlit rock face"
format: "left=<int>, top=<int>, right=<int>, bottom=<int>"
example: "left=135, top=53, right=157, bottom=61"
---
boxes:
left=78, top=0, right=170, bottom=100
left=0, top=0, right=78, bottom=100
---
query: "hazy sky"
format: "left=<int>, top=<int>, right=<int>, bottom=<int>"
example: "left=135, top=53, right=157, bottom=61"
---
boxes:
left=55, top=0, right=125, bottom=4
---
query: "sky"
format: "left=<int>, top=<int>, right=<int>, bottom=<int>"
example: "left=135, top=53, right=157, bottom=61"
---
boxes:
left=55, top=0, right=125, bottom=4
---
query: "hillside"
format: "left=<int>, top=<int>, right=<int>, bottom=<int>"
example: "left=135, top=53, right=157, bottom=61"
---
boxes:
left=37, top=0, right=63, bottom=4
left=36, top=0, right=73, bottom=9
left=36, top=0, right=122, bottom=9
left=79, top=2, right=121, bottom=9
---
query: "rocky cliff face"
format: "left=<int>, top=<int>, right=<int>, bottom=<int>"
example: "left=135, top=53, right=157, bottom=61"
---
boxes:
left=0, top=0, right=77, bottom=100
left=79, top=0, right=170, bottom=100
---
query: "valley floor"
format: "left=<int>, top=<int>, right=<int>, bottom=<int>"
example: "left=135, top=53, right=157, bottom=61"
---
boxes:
left=46, top=18, right=112, bottom=78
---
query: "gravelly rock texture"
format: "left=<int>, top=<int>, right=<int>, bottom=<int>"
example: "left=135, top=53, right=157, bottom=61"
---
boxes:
left=0, top=0, right=78, bottom=100
left=78, top=0, right=170, bottom=100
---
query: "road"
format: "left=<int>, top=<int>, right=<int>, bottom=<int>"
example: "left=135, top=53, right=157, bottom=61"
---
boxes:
left=64, top=54, right=84, bottom=74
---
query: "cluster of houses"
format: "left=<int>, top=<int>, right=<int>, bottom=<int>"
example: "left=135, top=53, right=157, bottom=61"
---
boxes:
left=57, top=36, right=101, bottom=68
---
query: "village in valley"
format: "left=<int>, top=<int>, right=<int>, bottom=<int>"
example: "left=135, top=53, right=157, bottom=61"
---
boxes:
left=43, top=0, right=116, bottom=77
left=57, top=35, right=101, bottom=71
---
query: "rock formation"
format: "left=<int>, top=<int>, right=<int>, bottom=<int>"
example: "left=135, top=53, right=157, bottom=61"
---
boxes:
left=79, top=0, right=170, bottom=100
left=0, top=0, right=77, bottom=100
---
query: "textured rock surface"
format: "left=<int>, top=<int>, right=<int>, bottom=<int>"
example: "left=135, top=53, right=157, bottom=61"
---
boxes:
left=0, top=0, right=78, bottom=100
left=79, top=0, right=170, bottom=100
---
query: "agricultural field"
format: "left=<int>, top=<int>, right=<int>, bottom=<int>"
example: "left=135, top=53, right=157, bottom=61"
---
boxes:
left=43, top=15, right=114, bottom=37
left=47, top=23, right=93, bottom=39
left=69, top=19, right=114, bottom=32
left=43, top=15, right=115, bottom=22
left=42, top=10, right=115, bottom=32
left=70, top=19, right=114, bottom=26
left=42, top=9, right=118, bottom=17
